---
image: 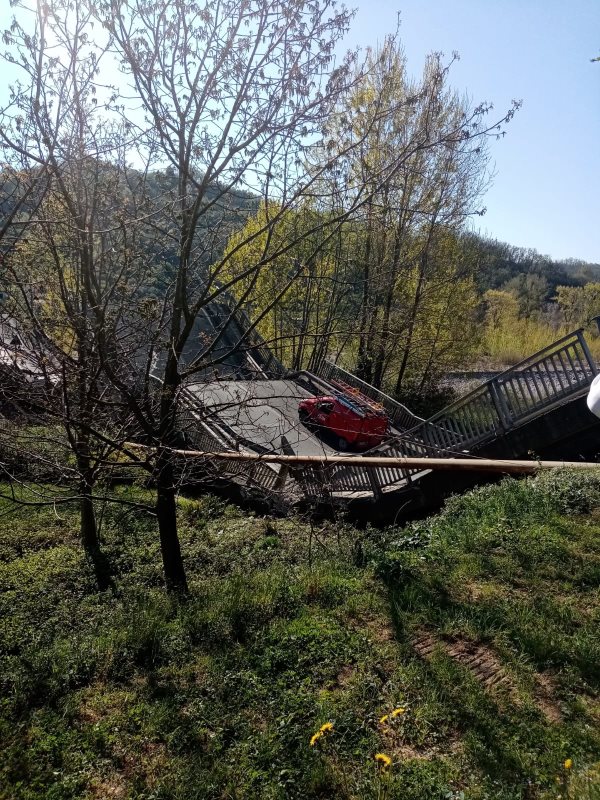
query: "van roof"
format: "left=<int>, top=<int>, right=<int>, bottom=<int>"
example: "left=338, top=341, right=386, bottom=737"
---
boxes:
left=330, top=380, right=387, bottom=418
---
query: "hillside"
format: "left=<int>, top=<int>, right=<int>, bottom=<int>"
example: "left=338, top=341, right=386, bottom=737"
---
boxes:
left=1, top=472, right=599, bottom=799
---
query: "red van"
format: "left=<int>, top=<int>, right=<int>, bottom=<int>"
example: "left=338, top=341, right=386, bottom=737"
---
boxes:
left=298, top=385, right=389, bottom=450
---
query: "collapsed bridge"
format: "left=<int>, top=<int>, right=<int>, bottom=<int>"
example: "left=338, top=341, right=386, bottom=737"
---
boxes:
left=2, top=292, right=598, bottom=515
left=178, top=324, right=600, bottom=514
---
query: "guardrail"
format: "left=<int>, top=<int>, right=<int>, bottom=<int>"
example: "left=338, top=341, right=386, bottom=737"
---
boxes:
left=218, top=299, right=287, bottom=378
left=315, top=361, right=423, bottom=431
left=319, top=433, right=441, bottom=497
left=177, top=322, right=598, bottom=501
left=177, top=390, right=281, bottom=492
left=405, top=328, right=597, bottom=455
left=320, top=329, right=597, bottom=497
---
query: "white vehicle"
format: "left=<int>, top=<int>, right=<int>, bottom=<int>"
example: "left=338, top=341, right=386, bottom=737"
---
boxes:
left=586, top=373, right=600, bottom=418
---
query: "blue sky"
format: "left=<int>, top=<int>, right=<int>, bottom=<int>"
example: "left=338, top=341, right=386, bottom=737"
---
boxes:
left=344, top=0, right=600, bottom=263
left=1, top=0, right=598, bottom=262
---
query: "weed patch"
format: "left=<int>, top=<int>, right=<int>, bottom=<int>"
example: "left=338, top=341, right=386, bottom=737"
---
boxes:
left=1, top=477, right=599, bottom=798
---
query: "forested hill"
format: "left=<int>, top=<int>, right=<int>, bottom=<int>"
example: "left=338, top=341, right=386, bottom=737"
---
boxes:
left=2, top=163, right=599, bottom=396
left=467, top=233, right=600, bottom=295
left=0, top=164, right=258, bottom=261
left=4, top=164, right=596, bottom=294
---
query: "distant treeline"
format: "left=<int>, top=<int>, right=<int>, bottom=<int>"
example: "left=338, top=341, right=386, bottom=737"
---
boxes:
left=468, top=233, right=600, bottom=296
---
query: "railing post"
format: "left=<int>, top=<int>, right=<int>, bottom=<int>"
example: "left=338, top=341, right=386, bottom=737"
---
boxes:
left=488, top=378, right=512, bottom=432
left=245, top=463, right=257, bottom=486
left=577, top=329, right=598, bottom=376
left=367, top=467, right=382, bottom=500
left=274, top=435, right=294, bottom=490
left=273, top=464, right=289, bottom=491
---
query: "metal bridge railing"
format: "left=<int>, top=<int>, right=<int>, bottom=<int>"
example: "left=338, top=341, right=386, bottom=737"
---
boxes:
left=317, top=361, right=423, bottom=431
left=407, top=328, right=597, bottom=455
left=320, top=329, right=597, bottom=496
left=176, top=324, right=597, bottom=500
left=178, top=390, right=281, bottom=492
left=218, top=299, right=287, bottom=378
left=185, top=421, right=281, bottom=492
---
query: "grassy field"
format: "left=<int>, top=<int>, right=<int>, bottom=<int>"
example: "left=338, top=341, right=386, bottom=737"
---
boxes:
left=1, top=472, right=599, bottom=799
left=482, top=320, right=600, bottom=367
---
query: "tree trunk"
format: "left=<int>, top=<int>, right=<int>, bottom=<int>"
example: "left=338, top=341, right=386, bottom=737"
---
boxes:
left=78, top=468, right=112, bottom=591
left=76, top=438, right=100, bottom=554
left=356, top=201, right=374, bottom=383
left=372, top=215, right=405, bottom=389
left=155, top=457, right=188, bottom=594
left=80, top=485, right=98, bottom=553
left=395, top=258, right=426, bottom=396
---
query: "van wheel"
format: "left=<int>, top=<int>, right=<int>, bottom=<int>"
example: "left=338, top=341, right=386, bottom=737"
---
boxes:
left=299, top=409, right=309, bottom=425
left=337, top=437, right=348, bottom=451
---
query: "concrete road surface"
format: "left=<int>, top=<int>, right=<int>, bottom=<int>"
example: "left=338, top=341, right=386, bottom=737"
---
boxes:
left=186, top=379, right=337, bottom=456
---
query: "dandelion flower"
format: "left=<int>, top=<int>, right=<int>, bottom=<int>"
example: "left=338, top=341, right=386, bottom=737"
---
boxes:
left=391, top=707, right=405, bottom=717
left=564, top=758, right=573, bottom=770
left=310, top=731, right=322, bottom=747
left=319, top=722, right=334, bottom=734
left=375, top=753, right=392, bottom=770
left=379, top=714, right=389, bottom=725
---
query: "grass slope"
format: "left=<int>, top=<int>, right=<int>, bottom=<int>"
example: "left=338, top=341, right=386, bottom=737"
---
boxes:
left=0, top=472, right=599, bottom=799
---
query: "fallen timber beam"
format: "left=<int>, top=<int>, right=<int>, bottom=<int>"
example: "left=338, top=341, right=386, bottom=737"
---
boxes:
left=125, top=444, right=599, bottom=475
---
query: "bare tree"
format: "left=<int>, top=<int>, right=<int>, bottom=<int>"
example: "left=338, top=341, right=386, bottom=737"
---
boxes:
left=0, top=0, right=519, bottom=596
left=1, top=0, right=369, bottom=594
left=0, top=0, right=144, bottom=587
left=77, top=0, right=378, bottom=592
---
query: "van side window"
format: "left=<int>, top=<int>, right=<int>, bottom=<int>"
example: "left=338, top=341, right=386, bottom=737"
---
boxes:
left=316, top=401, right=334, bottom=414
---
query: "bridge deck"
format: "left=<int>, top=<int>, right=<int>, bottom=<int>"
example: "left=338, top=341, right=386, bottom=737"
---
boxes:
left=185, top=379, right=336, bottom=458
left=179, top=327, right=598, bottom=502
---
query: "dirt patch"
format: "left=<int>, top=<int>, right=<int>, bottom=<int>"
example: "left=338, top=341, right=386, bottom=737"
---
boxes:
left=111, top=740, right=168, bottom=786
left=444, top=639, right=512, bottom=693
left=78, top=688, right=133, bottom=726
left=87, top=774, right=127, bottom=799
left=413, top=633, right=511, bottom=692
left=533, top=673, right=562, bottom=723
left=78, top=686, right=169, bottom=795
left=412, top=632, right=561, bottom=722
left=334, top=663, right=356, bottom=688
left=348, top=611, right=396, bottom=643
left=380, top=722, right=463, bottom=762
left=579, top=693, right=600, bottom=724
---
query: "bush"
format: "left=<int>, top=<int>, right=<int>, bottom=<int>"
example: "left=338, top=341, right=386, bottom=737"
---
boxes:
left=532, top=467, right=600, bottom=514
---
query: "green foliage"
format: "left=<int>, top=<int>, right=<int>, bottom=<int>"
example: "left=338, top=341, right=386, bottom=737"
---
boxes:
left=555, top=283, right=600, bottom=329
left=533, top=467, right=600, bottom=514
left=465, top=233, right=599, bottom=297
left=479, top=286, right=600, bottom=365
left=502, top=272, right=550, bottom=319
left=221, top=203, right=343, bottom=369
left=1, top=475, right=600, bottom=798
left=376, top=475, right=600, bottom=795
left=456, top=234, right=600, bottom=369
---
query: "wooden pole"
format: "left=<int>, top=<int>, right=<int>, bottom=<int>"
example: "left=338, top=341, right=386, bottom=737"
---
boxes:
left=125, top=443, right=600, bottom=475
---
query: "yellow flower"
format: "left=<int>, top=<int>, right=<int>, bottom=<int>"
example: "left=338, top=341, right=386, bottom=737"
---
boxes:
left=391, top=707, right=405, bottom=717
left=379, top=714, right=389, bottom=725
left=319, top=722, right=334, bottom=734
left=564, top=758, right=573, bottom=770
left=375, top=753, right=392, bottom=770
left=310, top=731, right=322, bottom=747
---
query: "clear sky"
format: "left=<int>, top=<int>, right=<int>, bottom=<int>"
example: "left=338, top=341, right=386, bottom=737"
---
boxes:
left=1, top=0, right=598, bottom=262
left=344, top=0, right=600, bottom=263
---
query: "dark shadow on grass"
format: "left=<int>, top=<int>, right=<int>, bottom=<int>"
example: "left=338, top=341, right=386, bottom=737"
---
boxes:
left=383, top=569, right=599, bottom=791
left=84, top=542, right=118, bottom=595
